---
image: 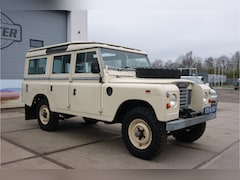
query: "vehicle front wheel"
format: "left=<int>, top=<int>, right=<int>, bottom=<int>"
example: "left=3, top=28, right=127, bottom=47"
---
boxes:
left=37, top=100, right=59, bottom=131
left=122, top=106, right=166, bottom=160
left=172, top=122, right=206, bottom=143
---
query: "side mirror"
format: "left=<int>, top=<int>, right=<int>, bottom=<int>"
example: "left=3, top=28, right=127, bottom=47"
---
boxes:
left=91, top=61, right=100, bottom=73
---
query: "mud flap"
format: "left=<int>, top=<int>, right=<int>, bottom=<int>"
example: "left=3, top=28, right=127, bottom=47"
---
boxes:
left=25, top=105, right=37, bottom=120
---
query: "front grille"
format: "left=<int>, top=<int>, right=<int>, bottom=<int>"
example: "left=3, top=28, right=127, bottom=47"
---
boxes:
left=176, top=83, right=191, bottom=109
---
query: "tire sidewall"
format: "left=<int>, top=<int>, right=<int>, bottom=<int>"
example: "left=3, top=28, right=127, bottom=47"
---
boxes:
left=122, top=106, right=164, bottom=160
left=37, top=99, right=58, bottom=131
left=173, top=122, right=206, bottom=143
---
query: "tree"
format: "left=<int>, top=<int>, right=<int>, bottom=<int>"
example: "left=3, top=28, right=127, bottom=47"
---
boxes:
left=217, top=55, right=230, bottom=73
left=231, top=51, right=240, bottom=78
left=193, top=57, right=204, bottom=72
left=175, top=55, right=185, bottom=68
left=204, top=57, right=214, bottom=74
left=152, top=59, right=163, bottom=68
left=164, top=60, right=179, bottom=69
left=151, top=51, right=239, bottom=81
left=182, top=51, right=193, bottom=68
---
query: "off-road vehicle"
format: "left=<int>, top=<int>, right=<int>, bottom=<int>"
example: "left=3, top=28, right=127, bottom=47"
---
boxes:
left=22, top=42, right=217, bottom=159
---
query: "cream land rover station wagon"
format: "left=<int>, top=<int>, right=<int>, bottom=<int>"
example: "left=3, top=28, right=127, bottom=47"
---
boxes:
left=22, top=42, right=217, bottom=160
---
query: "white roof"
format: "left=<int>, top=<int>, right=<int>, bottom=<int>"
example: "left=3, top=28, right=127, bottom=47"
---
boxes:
left=26, top=41, right=147, bottom=58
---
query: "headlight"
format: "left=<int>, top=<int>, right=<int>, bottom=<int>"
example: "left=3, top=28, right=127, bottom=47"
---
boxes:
left=166, top=92, right=177, bottom=109
left=169, top=94, right=177, bottom=107
left=203, top=92, right=208, bottom=104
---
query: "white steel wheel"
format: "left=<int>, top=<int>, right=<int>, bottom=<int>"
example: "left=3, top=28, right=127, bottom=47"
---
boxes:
left=39, top=104, right=50, bottom=125
left=37, top=99, right=59, bottom=131
left=122, top=106, right=166, bottom=160
left=128, top=118, right=152, bottom=149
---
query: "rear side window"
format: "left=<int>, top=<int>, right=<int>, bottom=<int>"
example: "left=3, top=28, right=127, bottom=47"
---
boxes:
left=52, top=54, right=71, bottom=74
left=28, top=58, right=47, bottom=75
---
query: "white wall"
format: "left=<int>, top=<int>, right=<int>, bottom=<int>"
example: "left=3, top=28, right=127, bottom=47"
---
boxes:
left=67, top=10, right=88, bottom=41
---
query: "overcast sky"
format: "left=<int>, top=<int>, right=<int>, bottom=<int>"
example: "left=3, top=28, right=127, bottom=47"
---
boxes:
left=1, top=0, right=239, bottom=63
left=87, top=0, right=240, bottom=62
left=1, top=0, right=238, bottom=89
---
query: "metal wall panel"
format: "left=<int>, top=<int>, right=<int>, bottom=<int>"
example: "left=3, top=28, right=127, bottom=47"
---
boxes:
left=1, top=10, right=67, bottom=79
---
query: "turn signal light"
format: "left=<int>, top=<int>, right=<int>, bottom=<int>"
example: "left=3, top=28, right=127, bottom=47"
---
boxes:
left=166, top=103, right=171, bottom=109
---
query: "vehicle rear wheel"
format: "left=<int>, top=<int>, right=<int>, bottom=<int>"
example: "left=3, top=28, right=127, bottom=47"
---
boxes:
left=122, top=106, right=166, bottom=160
left=172, top=122, right=206, bottom=143
left=37, top=99, right=59, bottom=131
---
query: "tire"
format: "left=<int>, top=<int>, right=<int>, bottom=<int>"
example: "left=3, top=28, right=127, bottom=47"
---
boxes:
left=83, top=117, right=98, bottom=124
left=172, top=122, right=206, bottom=143
left=37, top=99, right=59, bottom=131
left=122, top=106, right=166, bottom=160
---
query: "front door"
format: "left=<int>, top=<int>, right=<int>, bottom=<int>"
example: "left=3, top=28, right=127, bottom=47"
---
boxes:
left=70, top=49, right=102, bottom=116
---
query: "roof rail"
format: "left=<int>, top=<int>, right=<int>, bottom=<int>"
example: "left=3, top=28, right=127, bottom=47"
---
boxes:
left=28, top=41, right=143, bottom=53
left=46, top=45, right=68, bottom=54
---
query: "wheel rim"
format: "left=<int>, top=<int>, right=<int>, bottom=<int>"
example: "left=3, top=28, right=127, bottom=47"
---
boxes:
left=128, top=118, right=152, bottom=150
left=39, top=105, right=50, bottom=125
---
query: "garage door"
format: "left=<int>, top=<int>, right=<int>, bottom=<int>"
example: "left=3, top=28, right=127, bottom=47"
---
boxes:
left=1, top=10, right=67, bottom=79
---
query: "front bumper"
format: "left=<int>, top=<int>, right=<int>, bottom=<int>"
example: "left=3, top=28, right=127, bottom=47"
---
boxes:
left=166, top=113, right=216, bottom=131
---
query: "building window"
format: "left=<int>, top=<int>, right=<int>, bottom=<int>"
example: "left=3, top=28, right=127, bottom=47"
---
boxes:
left=30, top=39, right=44, bottom=48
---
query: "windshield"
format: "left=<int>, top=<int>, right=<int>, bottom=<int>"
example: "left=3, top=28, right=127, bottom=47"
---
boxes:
left=100, top=48, right=151, bottom=70
left=181, top=76, right=204, bottom=84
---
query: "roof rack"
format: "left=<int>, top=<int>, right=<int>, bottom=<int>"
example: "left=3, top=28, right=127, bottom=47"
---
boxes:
left=28, top=41, right=143, bottom=53
left=46, top=45, right=68, bottom=54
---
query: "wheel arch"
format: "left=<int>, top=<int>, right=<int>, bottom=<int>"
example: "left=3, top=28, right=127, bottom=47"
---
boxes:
left=113, top=99, right=157, bottom=123
left=25, top=94, right=49, bottom=120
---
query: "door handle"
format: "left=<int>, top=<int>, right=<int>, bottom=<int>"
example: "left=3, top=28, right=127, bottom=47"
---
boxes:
left=50, top=85, right=53, bottom=92
left=73, top=89, right=76, bottom=95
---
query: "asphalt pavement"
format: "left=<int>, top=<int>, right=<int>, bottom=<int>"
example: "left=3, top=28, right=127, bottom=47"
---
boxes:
left=0, top=89, right=239, bottom=169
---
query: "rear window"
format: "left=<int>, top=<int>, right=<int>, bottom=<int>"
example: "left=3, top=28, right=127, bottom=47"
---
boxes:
left=28, top=58, right=47, bottom=75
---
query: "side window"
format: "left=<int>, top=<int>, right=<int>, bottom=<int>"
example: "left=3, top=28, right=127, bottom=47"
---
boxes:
left=75, top=51, right=97, bottom=73
left=52, top=54, right=71, bottom=74
left=28, top=58, right=47, bottom=75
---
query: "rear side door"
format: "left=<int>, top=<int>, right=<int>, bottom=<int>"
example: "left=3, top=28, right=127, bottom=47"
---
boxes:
left=49, top=53, right=71, bottom=110
left=70, top=49, right=102, bottom=116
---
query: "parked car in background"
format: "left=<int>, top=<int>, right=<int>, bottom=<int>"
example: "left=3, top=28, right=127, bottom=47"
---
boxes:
left=181, top=76, right=218, bottom=105
left=234, top=78, right=240, bottom=90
